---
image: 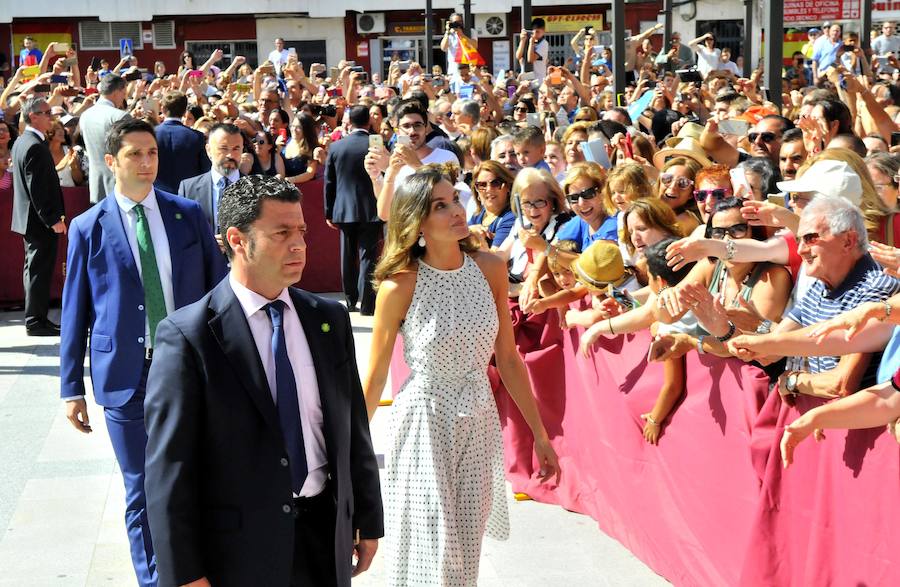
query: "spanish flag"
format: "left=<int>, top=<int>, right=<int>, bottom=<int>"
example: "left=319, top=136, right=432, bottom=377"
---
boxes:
left=454, top=35, right=486, bottom=67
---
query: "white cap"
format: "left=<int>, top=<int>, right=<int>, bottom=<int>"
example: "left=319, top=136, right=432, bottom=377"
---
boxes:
left=775, top=160, right=863, bottom=206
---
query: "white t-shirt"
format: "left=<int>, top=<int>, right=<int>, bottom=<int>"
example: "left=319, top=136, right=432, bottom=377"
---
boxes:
left=719, top=60, right=740, bottom=76
left=532, top=38, right=550, bottom=83
left=394, top=148, right=459, bottom=186
left=268, top=48, right=290, bottom=67
left=695, top=46, right=722, bottom=78
left=446, top=33, right=460, bottom=77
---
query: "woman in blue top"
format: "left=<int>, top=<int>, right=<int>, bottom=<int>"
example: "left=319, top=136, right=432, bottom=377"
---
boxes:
left=555, top=162, right=618, bottom=251
left=468, top=160, right=517, bottom=250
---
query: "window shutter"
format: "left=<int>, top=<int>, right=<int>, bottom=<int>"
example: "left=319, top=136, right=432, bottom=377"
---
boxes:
left=79, top=22, right=111, bottom=50
left=110, top=22, right=143, bottom=49
left=153, top=21, right=176, bottom=49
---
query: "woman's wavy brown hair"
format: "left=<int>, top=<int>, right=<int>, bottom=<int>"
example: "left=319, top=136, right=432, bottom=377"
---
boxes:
left=373, top=163, right=478, bottom=288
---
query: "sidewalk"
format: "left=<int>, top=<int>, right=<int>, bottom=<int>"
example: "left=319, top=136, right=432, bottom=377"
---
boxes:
left=0, top=305, right=669, bottom=586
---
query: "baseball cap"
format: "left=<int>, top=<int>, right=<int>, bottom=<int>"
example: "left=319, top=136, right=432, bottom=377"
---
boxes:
left=808, top=28, right=822, bottom=35
left=775, top=160, right=863, bottom=206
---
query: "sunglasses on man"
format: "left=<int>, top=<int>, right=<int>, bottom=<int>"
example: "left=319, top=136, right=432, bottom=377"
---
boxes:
left=748, top=131, right=778, bottom=143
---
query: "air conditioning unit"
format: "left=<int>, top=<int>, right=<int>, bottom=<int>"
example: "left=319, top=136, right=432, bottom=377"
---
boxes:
left=474, top=14, right=507, bottom=38
left=356, top=13, right=386, bottom=35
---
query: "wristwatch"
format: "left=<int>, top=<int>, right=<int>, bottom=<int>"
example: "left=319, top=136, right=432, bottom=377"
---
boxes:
left=696, top=334, right=707, bottom=355
left=785, top=371, right=801, bottom=396
left=756, top=319, right=772, bottom=334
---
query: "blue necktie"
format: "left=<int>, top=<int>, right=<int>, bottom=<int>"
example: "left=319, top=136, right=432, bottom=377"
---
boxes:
left=213, top=176, right=230, bottom=230
left=265, top=300, right=308, bottom=493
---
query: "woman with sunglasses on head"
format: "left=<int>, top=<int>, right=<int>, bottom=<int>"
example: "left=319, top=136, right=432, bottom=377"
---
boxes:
left=363, top=166, right=559, bottom=586
left=657, top=157, right=703, bottom=233
left=247, top=130, right=286, bottom=178
left=468, top=161, right=516, bottom=250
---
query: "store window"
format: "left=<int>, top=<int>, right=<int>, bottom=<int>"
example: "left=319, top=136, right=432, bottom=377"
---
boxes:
left=378, top=37, right=442, bottom=75
left=284, top=40, right=327, bottom=67
left=186, top=40, right=259, bottom=69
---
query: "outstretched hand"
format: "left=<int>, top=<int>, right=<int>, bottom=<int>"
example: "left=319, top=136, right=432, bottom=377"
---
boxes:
left=780, top=417, right=825, bottom=468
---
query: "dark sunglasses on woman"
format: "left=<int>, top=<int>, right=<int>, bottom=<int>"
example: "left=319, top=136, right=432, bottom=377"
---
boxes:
left=474, top=178, right=506, bottom=190
left=565, top=186, right=599, bottom=203
left=694, top=187, right=732, bottom=202
left=710, top=223, right=750, bottom=239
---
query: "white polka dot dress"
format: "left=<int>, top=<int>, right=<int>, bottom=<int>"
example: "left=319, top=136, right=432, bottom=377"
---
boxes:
left=386, top=255, right=510, bottom=586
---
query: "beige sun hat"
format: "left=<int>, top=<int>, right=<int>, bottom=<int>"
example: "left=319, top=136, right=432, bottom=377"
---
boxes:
left=652, top=137, right=713, bottom=169
left=664, top=121, right=705, bottom=148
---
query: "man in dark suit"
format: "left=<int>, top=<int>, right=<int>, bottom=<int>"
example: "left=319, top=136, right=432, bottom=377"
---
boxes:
left=324, top=105, right=382, bottom=315
left=11, top=97, right=66, bottom=336
left=154, top=91, right=210, bottom=194
left=145, top=175, right=383, bottom=587
left=61, top=118, right=226, bottom=587
left=177, top=122, right=244, bottom=233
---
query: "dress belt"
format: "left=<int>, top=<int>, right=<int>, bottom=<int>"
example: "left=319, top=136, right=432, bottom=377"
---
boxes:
left=406, top=369, right=493, bottom=417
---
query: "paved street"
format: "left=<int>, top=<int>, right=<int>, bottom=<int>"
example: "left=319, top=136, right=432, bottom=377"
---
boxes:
left=0, top=302, right=669, bottom=586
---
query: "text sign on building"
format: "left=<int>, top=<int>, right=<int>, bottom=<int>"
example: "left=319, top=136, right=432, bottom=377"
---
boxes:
left=784, top=0, right=860, bottom=24
left=388, top=23, right=427, bottom=36
left=543, top=14, right=604, bottom=33
left=874, top=0, right=900, bottom=20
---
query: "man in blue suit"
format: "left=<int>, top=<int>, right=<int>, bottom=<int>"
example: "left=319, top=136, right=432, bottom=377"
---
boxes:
left=154, top=91, right=210, bottom=194
left=60, top=118, right=226, bottom=587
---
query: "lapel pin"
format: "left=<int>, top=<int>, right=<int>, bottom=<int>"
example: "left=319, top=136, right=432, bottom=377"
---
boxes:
left=321, top=323, right=331, bottom=333
left=175, top=212, right=183, bottom=220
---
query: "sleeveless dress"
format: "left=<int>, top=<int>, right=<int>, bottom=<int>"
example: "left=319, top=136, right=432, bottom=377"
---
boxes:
left=386, top=255, right=510, bottom=586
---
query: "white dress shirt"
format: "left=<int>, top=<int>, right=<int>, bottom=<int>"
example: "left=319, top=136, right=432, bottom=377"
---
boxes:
left=25, top=126, right=45, bottom=141
left=114, top=189, right=175, bottom=347
left=229, top=275, right=328, bottom=497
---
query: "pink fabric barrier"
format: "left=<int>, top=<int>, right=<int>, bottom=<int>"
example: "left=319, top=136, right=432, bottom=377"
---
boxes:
left=295, top=177, right=342, bottom=293
left=0, top=186, right=90, bottom=307
left=389, top=318, right=900, bottom=586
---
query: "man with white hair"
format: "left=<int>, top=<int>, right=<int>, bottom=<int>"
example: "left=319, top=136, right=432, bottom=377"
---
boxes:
left=451, top=98, right=481, bottom=136
left=735, top=195, right=900, bottom=400
left=491, top=135, right=521, bottom=173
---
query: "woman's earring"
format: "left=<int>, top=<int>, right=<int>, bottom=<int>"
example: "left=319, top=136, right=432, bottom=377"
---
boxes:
left=418, top=233, right=426, bottom=248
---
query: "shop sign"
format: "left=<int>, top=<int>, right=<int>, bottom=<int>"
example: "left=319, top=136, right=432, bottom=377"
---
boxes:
left=543, top=14, right=604, bottom=33
left=388, top=22, right=427, bottom=36
left=784, top=0, right=860, bottom=24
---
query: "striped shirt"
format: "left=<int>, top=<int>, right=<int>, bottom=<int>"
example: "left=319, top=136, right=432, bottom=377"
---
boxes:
left=786, top=254, right=900, bottom=373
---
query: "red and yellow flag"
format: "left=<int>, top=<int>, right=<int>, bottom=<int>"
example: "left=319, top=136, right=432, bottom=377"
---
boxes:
left=454, top=35, right=485, bottom=67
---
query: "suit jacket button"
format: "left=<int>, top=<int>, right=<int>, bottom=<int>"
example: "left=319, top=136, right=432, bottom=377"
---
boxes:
left=282, top=504, right=292, bottom=514
left=280, top=457, right=289, bottom=467
left=138, top=304, right=144, bottom=311
left=137, top=337, right=144, bottom=344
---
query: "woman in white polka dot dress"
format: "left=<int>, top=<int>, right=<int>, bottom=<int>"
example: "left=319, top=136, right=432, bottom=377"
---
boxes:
left=364, top=166, right=561, bottom=586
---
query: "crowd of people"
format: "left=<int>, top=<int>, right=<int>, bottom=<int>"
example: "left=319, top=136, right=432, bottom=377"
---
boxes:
left=4, top=13, right=900, bottom=587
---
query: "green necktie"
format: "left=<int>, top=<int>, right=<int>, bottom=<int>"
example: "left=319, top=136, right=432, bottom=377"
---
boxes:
left=134, top=204, right=166, bottom=347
